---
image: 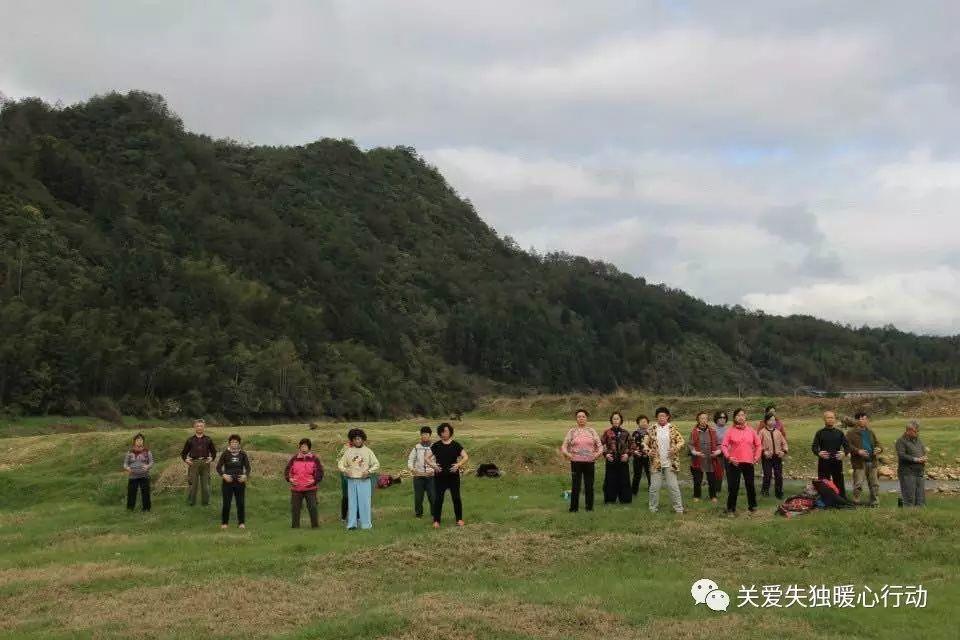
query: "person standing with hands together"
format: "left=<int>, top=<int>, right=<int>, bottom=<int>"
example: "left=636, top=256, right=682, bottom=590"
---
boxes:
left=896, top=421, right=928, bottom=507
left=721, top=408, right=762, bottom=514
left=688, top=411, right=723, bottom=503
left=561, top=409, right=603, bottom=512
left=337, top=428, right=380, bottom=530
left=601, top=411, right=634, bottom=504
left=643, top=407, right=685, bottom=514
left=123, top=433, right=153, bottom=512
left=181, top=419, right=216, bottom=507
left=759, top=412, right=789, bottom=499
left=431, top=423, right=468, bottom=528
left=216, top=434, right=251, bottom=529
left=811, top=411, right=850, bottom=498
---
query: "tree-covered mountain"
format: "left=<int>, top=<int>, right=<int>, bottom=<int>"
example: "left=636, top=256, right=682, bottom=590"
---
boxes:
left=1, top=91, right=958, bottom=419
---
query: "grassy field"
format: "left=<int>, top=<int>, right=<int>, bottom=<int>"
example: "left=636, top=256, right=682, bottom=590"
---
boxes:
left=0, top=415, right=958, bottom=639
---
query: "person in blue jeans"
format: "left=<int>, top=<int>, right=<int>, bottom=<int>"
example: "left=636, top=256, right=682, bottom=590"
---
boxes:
left=337, top=428, right=380, bottom=530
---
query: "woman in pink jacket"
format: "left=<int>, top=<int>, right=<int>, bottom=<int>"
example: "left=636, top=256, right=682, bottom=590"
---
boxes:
left=284, top=438, right=325, bottom=528
left=721, top=408, right=762, bottom=515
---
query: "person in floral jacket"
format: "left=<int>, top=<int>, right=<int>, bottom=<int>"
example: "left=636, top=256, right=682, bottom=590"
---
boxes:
left=601, top=411, right=635, bottom=504
left=642, top=407, right=685, bottom=514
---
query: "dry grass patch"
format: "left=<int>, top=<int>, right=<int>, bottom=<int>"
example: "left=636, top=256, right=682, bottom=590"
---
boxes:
left=48, top=531, right=134, bottom=553
left=1, top=572, right=365, bottom=637
left=0, top=561, right=159, bottom=588
left=0, top=436, right=64, bottom=466
left=154, top=450, right=291, bottom=491
left=641, top=613, right=820, bottom=640
left=388, top=592, right=642, bottom=640
left=323, top=527, right=637, bottom=578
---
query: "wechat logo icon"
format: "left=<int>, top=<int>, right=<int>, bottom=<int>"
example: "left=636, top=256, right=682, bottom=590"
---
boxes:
left=691, top=578, right=730, bottom=612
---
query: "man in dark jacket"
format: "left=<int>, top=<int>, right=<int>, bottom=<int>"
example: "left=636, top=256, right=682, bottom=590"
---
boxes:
left=811, top=411, right=850, bottom=498
left=845, top=411, right=882, bottom=506
left=896, top=421, right=927, bottom=507
left=181, top=419, right=216, bottom=506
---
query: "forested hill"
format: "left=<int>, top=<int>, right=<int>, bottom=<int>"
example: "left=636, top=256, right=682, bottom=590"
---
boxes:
left=1, top=92, right=958, bottom=419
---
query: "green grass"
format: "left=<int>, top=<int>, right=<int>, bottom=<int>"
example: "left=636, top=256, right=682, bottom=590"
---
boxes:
left=0, top=416, right=957, bottom=639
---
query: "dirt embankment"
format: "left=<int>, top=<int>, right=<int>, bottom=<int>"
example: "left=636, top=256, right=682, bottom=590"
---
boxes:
left=474, top=389, right=960, bottom=420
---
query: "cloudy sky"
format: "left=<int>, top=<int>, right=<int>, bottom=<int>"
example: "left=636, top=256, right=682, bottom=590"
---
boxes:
left=3, top=1, right=959, bottom=335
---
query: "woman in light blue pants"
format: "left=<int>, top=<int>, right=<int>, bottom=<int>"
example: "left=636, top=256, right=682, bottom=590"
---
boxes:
left=337, top=428, right=381, bottom=530
left=346, top=478, right=373, bottom=529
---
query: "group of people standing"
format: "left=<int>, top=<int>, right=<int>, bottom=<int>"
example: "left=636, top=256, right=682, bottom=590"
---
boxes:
left=559, top=406, right=930, bottom=515
left=122, top=419, right=471, bottom=530
left=120, top=410, right=931, bottom=525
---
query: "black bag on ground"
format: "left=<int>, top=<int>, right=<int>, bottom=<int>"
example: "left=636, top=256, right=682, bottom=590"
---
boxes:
left=476, top=463, right=501, bottom=478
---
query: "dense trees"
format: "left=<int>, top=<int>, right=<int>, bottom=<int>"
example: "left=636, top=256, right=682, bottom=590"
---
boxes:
left=1, top=92, right=959, bottom=419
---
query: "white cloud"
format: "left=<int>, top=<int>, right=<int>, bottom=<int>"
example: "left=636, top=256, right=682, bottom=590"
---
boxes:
left=743, top=267, right=960, bottom=335
left=3, top=1, right=960, bottom=333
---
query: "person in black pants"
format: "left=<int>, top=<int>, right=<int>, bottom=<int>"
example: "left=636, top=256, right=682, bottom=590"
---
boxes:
left=811, top=410, right=850, bottom=497
left=720, top=408, right=762, bottom=514
left=631, top=415, right=651, bottom=494
left=216, top=434, right=251, bottom=529
left=431, top=423, right=468, bottom=527
left=601, top=411, right=634, bottom=504
left=561, top=409, right=603, bottom=512
left=123, top=433, right=154, bottom=512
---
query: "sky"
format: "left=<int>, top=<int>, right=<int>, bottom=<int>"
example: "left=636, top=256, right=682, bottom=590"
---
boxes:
left=3, top=1, right=960, bottom=335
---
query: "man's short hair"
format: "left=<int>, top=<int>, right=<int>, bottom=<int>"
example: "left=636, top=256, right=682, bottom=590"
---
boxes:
left=419, top=425, right=432, bottom=435
left=854, top=411, right=869, bottom=419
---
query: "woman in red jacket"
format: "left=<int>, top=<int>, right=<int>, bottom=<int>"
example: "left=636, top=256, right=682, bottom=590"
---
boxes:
left=284, top=438, right=325, bottom=528
left=688, top=411, right=724, bottom=503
